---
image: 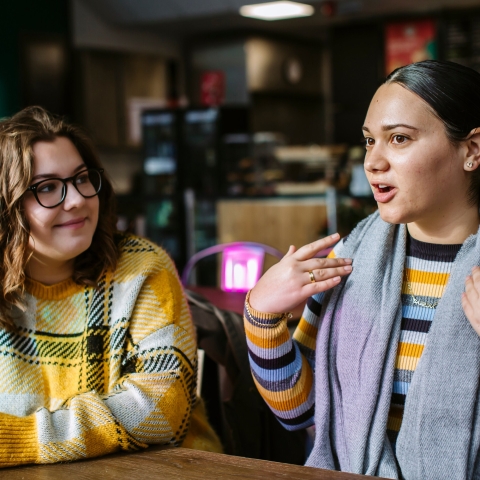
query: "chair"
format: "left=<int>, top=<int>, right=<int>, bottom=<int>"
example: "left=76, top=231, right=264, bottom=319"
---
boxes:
left=184, top=243, right=307, bottom=462
left=186, top=289, right=307, bottom=464
left=184, top=242, right=283, bottom=402
left=181, top=242, right=284, bottom=292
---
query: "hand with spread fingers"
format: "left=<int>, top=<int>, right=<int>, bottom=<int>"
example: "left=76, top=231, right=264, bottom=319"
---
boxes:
left=462, top=266, right=480, bottom=336
left=248, top=233, right=353, bottom=314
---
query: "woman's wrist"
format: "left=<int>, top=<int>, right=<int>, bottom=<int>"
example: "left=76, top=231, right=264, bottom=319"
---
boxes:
left=244, top=290, right=293, bottom=327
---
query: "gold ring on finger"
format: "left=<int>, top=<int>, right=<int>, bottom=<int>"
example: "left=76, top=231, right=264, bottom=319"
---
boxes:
left=308, top=270, right=316, bottom=283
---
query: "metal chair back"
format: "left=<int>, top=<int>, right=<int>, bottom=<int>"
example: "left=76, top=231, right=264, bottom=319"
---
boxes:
left=181, top=242, right=283, bottom=292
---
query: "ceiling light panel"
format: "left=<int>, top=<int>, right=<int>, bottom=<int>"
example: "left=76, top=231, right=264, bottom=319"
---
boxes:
left=240, top=1, right=315, bottom=21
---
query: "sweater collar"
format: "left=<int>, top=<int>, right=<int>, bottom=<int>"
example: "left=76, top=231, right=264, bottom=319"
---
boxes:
left=25, top=276, right=84, bottom=300
left=407, top=232, right=462, bottom=262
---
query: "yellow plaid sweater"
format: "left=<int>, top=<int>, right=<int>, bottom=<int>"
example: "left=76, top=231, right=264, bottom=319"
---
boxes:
left=0, top=234, right=221, bottom=467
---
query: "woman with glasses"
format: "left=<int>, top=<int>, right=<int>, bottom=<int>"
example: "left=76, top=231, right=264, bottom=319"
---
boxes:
left=0, top=106, right=221, bottom=467
left=246, top=60, right=480, bottom=479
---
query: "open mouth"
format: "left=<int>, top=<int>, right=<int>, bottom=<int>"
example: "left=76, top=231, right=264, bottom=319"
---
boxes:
left=371, top=183, right=397, bottom=203
left=376, top=184, right=393, bottom=193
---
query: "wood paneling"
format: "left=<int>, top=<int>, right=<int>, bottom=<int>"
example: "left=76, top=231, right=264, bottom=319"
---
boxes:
left=79, top=50, right=167, bottom=148
left=217, top=198, right=328, bottom=270
left=123, top=54, right=166, bottom=99
left=81, top=51, right=121, bottom=147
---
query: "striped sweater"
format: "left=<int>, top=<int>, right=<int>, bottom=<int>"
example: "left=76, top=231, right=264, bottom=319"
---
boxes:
left=245, top=234, right=460, bottom=450
left=0, top=234, right=221, bottom=468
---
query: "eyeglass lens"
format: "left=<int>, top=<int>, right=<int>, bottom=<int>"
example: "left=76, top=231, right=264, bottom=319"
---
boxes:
left=36, top=170, right=102, bottom=208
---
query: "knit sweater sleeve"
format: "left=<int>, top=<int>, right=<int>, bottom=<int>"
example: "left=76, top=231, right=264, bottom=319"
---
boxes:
left=0, top=242, right=206, bottom=467
left=245, top=242, right=343, bottom=431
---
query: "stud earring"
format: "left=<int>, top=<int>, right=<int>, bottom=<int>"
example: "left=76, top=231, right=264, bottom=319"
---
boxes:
left=466, top=161, right=474, bottom=168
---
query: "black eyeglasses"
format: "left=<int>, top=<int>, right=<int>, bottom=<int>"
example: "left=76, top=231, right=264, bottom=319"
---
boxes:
left=26, top=168, right=104, bottom=208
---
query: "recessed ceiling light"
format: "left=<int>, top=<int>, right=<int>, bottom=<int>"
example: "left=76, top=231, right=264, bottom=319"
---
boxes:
left=240, top=1, right=315, bottom=21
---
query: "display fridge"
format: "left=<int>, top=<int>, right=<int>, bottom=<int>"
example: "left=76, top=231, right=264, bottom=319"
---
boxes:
left=141, top=106, right=250, bottom=283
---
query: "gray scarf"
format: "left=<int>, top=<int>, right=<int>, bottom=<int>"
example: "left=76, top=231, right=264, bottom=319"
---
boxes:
left=305, top=211, right=480, bottom=479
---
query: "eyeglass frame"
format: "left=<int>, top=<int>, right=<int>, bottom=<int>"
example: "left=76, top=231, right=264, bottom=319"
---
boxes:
left=26, top=168, right=104, bottom=209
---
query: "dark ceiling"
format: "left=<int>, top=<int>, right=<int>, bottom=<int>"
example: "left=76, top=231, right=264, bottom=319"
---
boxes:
left=81, top=0, right=480, bottom=41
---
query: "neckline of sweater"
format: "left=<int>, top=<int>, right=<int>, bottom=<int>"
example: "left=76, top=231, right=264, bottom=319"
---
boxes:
left=25, top=276, right=84, bottom=300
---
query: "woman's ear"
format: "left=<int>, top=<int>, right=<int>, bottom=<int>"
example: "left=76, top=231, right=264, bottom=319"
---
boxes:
left=465, top=127, right=480, bottom=172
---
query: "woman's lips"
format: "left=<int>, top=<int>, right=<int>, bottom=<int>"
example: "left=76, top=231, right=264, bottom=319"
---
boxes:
left=372, top=184, right=397, bottom=203
left=55, top=217, right=86, bottom=229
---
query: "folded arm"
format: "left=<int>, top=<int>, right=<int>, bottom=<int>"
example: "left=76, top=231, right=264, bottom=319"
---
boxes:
left=0, top=323, right=196, bottom=467
left=0, top=253, right=198, bottom=467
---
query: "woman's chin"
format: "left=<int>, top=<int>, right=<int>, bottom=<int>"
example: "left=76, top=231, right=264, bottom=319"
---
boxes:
left=377, top=205, right=408, bottom=225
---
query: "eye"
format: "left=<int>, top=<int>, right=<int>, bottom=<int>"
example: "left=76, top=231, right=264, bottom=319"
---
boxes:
left=364, top=137, right=375, bottom=147
left=75, top=172, right=90, bottom=185
left=37, top=181, right=59, bottom=194
left=392, top=135, right=408, bottom=144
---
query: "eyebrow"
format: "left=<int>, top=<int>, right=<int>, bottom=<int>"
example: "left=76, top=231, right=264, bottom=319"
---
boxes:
left=31, top=164, right=87, bottom=182
left=362, top=124, right=419, bottom=133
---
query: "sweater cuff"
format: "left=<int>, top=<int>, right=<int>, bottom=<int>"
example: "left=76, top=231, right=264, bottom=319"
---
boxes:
left=244, top=290, right=292, bottom=327
left=0, top=414, right=38, bottom=467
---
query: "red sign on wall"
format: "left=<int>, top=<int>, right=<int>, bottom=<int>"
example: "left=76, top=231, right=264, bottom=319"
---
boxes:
left=200, top=71, right=225, bottom=106
left=385, top=19, right=437, bottom=75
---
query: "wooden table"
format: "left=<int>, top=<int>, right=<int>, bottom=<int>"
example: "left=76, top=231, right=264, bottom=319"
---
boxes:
left=3, top=446, right=388, bottom=479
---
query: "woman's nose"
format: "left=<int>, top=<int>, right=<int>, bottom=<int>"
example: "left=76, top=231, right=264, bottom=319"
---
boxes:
left=63, top=182, right=85, bottom=209
left=364, top=146, right=389, bottom=173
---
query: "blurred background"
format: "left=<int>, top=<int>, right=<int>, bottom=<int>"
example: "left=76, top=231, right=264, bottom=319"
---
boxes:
left=2, top=0, right=479, bottom=282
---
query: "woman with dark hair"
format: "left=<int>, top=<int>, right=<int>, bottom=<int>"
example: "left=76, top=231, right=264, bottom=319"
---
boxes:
left=0, top=106, right=221, bottom=467
left=245, top=60, right=480, bottom=479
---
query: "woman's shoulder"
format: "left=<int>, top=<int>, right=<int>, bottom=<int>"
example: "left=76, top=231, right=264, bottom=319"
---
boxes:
left=113, top=233, right=178, bottom=279
left=115, top=232, right=159, bottom=255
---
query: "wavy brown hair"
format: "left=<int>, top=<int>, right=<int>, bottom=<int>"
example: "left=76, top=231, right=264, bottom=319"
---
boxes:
left=0, top=106, right=119, bottom=328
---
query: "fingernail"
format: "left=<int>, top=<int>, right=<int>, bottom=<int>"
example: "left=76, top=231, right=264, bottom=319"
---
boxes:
left=344, top=265, right=352, bottom=272
left=344, top=258, right=352, bottom=264
left=331, top=233, right=340, bottom=240
left=333, top=276, right=341, bottom=282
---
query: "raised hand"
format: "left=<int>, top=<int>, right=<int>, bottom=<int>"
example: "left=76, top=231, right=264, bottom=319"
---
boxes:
left=248, top=233, right=353, bottom=314
left=462, top=266, right=480, bottom=337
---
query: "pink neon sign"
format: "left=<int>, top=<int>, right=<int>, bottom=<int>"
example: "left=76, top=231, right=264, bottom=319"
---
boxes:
left=221, top=245, right=265, bottom=292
